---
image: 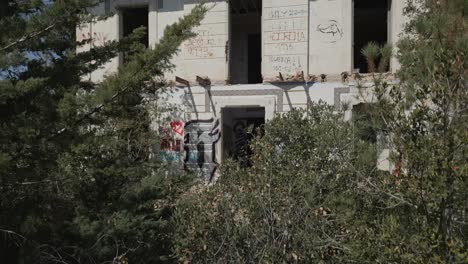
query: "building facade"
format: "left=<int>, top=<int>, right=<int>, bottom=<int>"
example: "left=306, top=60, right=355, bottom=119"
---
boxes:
left=79, top=0, right=408, bottom=181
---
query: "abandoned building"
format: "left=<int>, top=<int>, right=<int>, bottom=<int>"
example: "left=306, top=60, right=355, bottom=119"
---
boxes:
left=78, top=0, right=408, bottom=181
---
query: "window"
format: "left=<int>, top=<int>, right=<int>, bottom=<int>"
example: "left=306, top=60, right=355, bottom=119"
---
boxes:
left=121, top=6, right=149, bottom=48
left=120, top=6, right=149, bottom=63
left=229, top=0, right=262, bottom=84
left=354, top=0, right=390, bottom=73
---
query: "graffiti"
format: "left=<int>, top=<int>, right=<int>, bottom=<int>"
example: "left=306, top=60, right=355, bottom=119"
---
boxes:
left=185, top=46, right=214, bottom=58
left=159, top=124, right=183, bottom=162
left=266, top=18, right=308, bottom=31
left=317, top=20, right=343, bottom=43
left=76, top=31, right=110, bottom=46
left=184, top=119, right=221, bottom=182
left=270, top=31, right=306, bottom=42
left=170, top=120, right=184, bottom=136
left=92, top=32, right=109, bottom=46
left=263, top=5, right=308, bottom=76
left=266, top=7, right=308, bottom=19
left=76, top=32, right=91, bottom=43
left=274, top=43, right=294, bottom=51
left=183, top=28, right=224, bottom=58
left=268, top=55, right=303, bottom=73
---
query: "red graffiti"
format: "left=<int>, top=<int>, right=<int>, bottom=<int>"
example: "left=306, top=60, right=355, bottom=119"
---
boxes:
left=170, top=121, right=184, bottom=136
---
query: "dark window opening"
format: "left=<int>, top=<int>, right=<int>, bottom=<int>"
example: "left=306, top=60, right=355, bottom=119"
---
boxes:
left=354, top=0, right=389, bottom=73
left=121, top=6, right=149, bottom=62
left=229, top=0, right=262, bottom=84
left=222, top=107, right=265, bottom=167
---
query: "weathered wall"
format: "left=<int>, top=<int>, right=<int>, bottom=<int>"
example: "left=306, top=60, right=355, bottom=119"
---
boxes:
left=80, top=0, right=407, bottom=83
left=156, top=81, right=357, bottom=181
left=180, top=0, right=228, bottom=83
left=309, top=0, right=352, bottom=75
left=262, top=0, right=309, bottom=80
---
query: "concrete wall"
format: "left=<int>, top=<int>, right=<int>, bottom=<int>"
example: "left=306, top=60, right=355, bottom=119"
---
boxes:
left=309, top=0, right=352, bottom=75
left=79, top=0, right=408, bottom=83
left=78, top=0, right=407, bottom=179
left=262, top=0, right=309, bottom=80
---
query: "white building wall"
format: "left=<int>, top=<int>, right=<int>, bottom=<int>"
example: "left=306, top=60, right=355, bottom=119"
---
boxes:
left=262, top=0, right=309, bottom=80
left=78, top=0, right=409, bottom=179
left=80, top=0, right=407, bottom=83
left=309, top=0, right=352, bottom=75
left=389, top=0, right=407, bottom=72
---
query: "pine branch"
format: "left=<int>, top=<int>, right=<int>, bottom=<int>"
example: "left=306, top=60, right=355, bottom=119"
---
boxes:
left=0, top=23, right=57, bottom=52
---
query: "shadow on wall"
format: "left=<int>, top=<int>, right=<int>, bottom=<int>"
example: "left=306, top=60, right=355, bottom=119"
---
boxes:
left=159, top=0, right=226, bottom=13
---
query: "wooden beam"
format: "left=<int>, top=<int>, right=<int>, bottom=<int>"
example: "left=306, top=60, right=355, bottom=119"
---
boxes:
left=278, top=72, right=284, bottom=81
left=175, top=76, right=190, bottom=86
left=196, top=76, right=211, bottom=87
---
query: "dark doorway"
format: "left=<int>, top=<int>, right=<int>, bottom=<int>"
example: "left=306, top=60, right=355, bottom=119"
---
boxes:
left=354, top=0, right=389, bottom=73
left=222, top=107, right=265, bottom=167
left=230, top=0, right=262, bottom=84
left=248, top=34, right=262, bottom=84
left=122, top=7, right=149, bottom=48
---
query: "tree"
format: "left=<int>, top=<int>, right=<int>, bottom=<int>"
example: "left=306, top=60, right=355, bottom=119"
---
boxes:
left=173, top=1, right=467, bottom=263
left=355, top=0, right=468, bottom=262
left=0, top=1, right=206, bottom=263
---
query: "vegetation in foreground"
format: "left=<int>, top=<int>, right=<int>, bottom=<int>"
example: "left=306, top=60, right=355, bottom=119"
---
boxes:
left=0, top=0, right=466, bottom=263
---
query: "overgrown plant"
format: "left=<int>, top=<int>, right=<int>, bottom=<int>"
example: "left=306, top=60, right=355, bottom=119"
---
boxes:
left=0, top=1, right=206, bottom=263
left=361, top=42, right=393, bottom=73
left=174, top=103, right=376, bottom=263
left=361, top=41, right=380, bottom=73
left=357, top=0, right=468, bottom=262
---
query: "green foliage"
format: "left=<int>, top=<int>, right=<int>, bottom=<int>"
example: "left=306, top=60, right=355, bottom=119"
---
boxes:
left=361, top=42, right=393, bottom=73
left=360, top=0, right=468, bottom=262
left=0, top=1, right=206, bottom=263
left=361, top=41, right=380, bottom=73
left=175, top=1, right=468, bottom=263
left=174, top=103, right=371, bottom=263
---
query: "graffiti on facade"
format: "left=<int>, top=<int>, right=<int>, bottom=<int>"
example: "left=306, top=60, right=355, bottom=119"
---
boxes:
left=317, top=20, right=343, bottom=43
left=170, top=120, right=184, bottom=136
left=76, top=31, right=110, bottom=46
left=264, top=4, right=308, bottom=76
left=183, top=119, right=221, bottom=182
left=91, top=32, right=110, bottom=46
left=183, top=27, right=224, bottom=59
left=159, top=121, right=184, bottom=162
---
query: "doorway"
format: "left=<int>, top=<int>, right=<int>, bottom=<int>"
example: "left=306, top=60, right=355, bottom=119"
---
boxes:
left=121, top=6, right=149, bottom=63
left=222, top=107, right=265, bottom=167
left=229, top=0, right=262, bottom=84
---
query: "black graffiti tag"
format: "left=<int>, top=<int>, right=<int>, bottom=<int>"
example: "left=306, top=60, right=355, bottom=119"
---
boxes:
left=317, top=20, right=343, bottom=43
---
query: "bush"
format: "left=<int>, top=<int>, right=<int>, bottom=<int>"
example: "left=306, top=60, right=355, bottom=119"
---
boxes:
left=173, top=103, right=370, bottom=263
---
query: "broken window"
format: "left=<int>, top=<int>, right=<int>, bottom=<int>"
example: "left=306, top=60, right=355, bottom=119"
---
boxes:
left=121, top=6, right=149, bottom=61
left=222, top=107, right=265, bottom=167
left=229, top=0, right=262, bottom=84
left=353, top=0, right=390, bottom=73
